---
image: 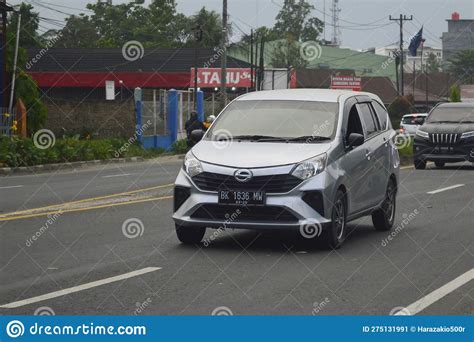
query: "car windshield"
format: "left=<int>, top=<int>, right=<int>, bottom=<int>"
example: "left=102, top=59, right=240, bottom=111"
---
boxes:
left=402, top=116, right=426, bottom=125
left=427, top=106, right=474, bottom=123
left=207, top=100, right=338, bottom=142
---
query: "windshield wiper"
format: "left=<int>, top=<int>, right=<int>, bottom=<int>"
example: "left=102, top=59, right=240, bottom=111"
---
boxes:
left=257, top=135, right=331, bottom=143
left=231, top=135, right=281, bottom=141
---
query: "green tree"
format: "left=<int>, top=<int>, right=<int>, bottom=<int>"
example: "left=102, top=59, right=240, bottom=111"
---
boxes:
left=388, top=95, right=415, bottom=128
left=186, top=7, right=225, bottom=48
left=425, top=52, right=440, bottom=73
left=56, top=15, right=100, bottom=48
left=9, top=3, right=41, bottom=48
left=449, top=50, right=474, bottom=84
left=240, top=26, right=279, bottom=45
left=273, top=0, right=323, bottom=42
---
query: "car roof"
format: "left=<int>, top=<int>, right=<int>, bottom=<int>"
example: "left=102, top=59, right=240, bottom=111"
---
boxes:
left=236, top=88, right=382, bottom=103
left=436, top=102, right=474, bottom=108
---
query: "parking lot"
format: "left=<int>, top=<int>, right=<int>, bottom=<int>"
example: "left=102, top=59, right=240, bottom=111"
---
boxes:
left=0, top=159, right=472, bottom=316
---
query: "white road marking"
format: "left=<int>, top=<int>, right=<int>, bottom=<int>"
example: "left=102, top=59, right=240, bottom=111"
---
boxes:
left=0, top=185, right=24, bottom=190
left=395, top=268, right=474, bottom=315
left=102, top=173, right=132, bottom=178
left=0, top=267, right=161, bottom=309
left=427, top=184, right=465, bottom=195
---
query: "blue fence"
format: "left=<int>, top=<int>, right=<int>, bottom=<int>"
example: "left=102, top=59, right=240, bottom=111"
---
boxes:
left=137, top=89, right=204, bottom=150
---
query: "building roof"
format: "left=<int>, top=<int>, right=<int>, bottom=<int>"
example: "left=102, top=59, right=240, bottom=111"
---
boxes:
left=26, top=48, right=249, bottom=73
left=229, top=40, right=396, bottom=80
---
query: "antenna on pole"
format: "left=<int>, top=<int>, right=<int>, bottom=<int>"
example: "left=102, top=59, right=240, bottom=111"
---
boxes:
left=330, top=0, right=341, bottom=46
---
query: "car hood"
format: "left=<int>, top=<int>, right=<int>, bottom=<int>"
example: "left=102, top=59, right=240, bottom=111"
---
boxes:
left=192, top=140, right=332, bottom=168
left=421, top=122, right=474, bottom=134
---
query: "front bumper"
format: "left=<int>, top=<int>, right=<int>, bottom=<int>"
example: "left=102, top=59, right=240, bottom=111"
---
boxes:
left=413, top=136, right=474, bottom=163
left=172, top=162, right=335, bottom=231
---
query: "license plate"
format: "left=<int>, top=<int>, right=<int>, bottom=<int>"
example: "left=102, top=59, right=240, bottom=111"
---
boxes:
left=218, top=190, right=266, bottom=206
left=437, top=146, right=451, bottom=154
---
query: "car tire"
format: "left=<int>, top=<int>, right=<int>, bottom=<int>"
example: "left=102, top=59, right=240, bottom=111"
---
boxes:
left=372, top=180, right=396, bottom=231
left=435, top=161, right=445, bottom=168
left=322, top=190, right=347, bottom=249
left=414, top=159, right=426, bottom=170
left=175, top=224, right=206, bottom=244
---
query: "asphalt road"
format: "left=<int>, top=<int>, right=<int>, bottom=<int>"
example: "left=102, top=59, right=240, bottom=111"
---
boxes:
left=0, top=159, right=473, bottom=316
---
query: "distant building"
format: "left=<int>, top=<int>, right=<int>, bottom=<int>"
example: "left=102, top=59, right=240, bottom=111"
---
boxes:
left=441, top=12, right=474, bottom=63
left=374, top=44, right=442, bottom=72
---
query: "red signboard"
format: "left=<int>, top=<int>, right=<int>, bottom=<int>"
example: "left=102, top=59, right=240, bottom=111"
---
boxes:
left=190, top=68, right=252, bottom=88
left=331, top=76, right=362, bottom=91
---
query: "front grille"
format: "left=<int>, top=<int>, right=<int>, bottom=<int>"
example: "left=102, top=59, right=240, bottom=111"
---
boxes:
left=429, top=133, right=460, bottom=145
left=192, top=172, right=302, bottom=193
left=191, top=204, right=298, bottom=223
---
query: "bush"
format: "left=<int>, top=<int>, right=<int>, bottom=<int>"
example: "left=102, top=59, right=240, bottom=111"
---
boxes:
left=0, top=136, right=167, bottom=167
left=171, top=139, right=189, bottom=154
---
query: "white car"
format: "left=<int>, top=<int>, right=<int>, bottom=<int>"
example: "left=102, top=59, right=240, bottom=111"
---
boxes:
left=400, top=113, right=428, bottom=136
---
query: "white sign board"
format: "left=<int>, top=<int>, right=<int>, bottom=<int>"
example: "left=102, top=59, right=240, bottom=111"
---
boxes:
left=105, top=81, right=115, bottom=100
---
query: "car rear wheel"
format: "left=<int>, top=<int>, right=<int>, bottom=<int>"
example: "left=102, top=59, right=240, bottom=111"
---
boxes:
left=372, top=180, right=396, bottom=231
left=322, top=190, right=347, bottom=249
left=175, top=224, right=206, bottom=244
left=414, top=159, right=426, bottom=170
left=435, top=161, right=445, bottom=168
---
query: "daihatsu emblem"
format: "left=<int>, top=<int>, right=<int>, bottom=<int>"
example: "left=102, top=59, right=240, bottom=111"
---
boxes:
left=234, top=169, right=253, bottom=182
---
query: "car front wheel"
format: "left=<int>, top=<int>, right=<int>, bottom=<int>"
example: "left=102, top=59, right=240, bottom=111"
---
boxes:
left=372, top=180, right=396, bottom=231
left=321, top=190, right=347, bottom=249
left=175, top=224, right=206, bottom=244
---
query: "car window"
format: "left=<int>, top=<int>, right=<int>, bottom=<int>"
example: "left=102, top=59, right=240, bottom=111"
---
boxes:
left=357, top=103, right=379, bottom=137
left=371, top=101, right=389, bottom=130
left=346, top=104, right=364, bottom=144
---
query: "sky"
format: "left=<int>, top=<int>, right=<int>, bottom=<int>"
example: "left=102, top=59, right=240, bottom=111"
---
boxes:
left=9, top=0, right=474, bottom=50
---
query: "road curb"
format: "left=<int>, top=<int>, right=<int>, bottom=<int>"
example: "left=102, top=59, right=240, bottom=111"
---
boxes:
left=0, top=155, right=184, bottom=175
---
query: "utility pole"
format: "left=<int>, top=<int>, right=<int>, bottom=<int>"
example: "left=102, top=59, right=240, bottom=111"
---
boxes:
left=8, top=12, right=20, bottom=113
left=193, top=25, right=203, bottom=110
left=0, top=0, right=14, bottom=108
left=220, top=0, right=228, bottom=107
left=390, top=14, right=413, bottom=96
left=250, top=29, right=254, bottom=89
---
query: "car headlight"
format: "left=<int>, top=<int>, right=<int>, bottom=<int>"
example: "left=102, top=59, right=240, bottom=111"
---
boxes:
left=291, top=153, right=327, bottom=180
left=416, top=130, right=429, bottom=139
left=183, top=152, right=203, bottom=177
left=461, top=131, right=474, bottom=139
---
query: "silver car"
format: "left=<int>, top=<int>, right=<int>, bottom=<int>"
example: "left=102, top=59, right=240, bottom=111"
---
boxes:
left=173, top=89, right=400, bottom=249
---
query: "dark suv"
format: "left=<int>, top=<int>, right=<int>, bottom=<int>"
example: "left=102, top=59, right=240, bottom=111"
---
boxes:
left=413, top=103, right=474, bottom=169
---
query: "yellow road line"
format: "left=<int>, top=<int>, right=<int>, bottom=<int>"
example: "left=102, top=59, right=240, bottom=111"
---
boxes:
left=0, top=183, right=174, bottom=218
left=0, top=196, right=173, bottom=222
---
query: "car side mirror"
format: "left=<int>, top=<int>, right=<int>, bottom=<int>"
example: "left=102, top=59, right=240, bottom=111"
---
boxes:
left=347, top=133, right=365, bottom=149
left=190, top=129, right=205, bottom=144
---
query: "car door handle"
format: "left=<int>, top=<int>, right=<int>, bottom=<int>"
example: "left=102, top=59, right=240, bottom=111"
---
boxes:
left=365, top=150, right=373, bottom=160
